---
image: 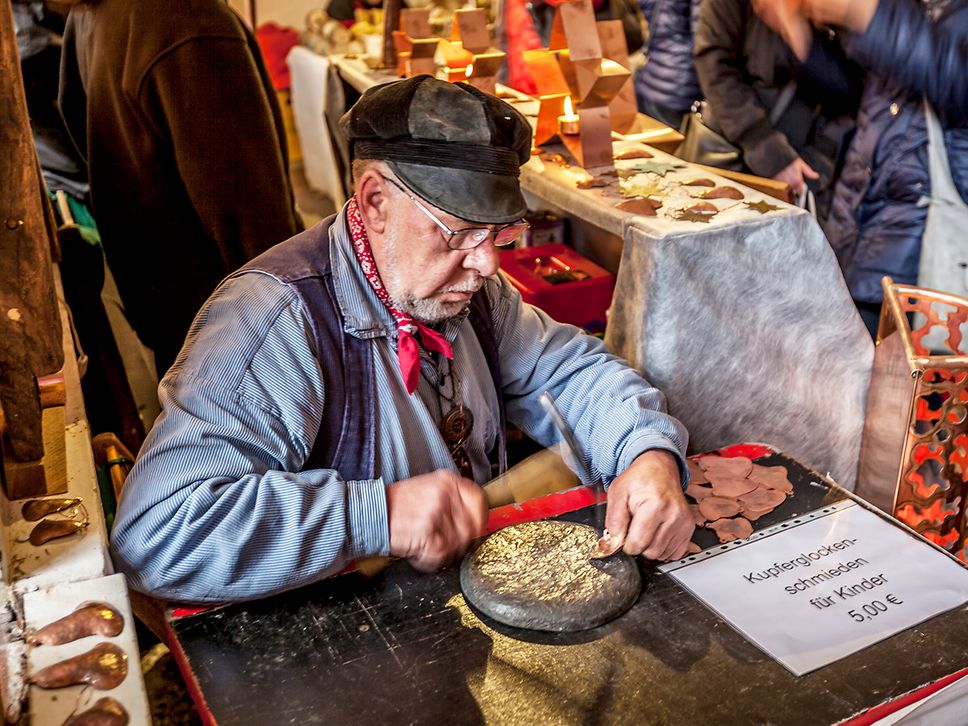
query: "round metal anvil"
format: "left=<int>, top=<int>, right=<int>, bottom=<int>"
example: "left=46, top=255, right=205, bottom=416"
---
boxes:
left=460, top=520, right=641, bottom=632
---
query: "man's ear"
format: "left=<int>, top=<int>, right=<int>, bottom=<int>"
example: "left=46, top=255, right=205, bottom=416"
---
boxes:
left=356, top=170, right=390, bottom=235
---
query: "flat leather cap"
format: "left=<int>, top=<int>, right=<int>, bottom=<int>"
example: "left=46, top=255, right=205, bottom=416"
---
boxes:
left=340, top=76, right=532, bottom=224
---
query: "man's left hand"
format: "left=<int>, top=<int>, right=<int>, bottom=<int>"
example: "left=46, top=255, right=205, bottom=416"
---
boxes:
left=603, top=450, right=694, bottom=561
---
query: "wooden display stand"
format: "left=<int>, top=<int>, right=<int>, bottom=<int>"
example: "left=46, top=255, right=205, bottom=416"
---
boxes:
left=523, top=0, right=630, bottom=170
left=453, top=8, right=505, bottom=96
left=0, top=0, right=64, bottom=499
left=0, top=3, right=151, bottom=721
left=392, top=7, right=436, bottom=78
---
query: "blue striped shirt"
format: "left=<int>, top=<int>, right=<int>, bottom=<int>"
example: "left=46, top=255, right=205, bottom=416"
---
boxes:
left=111, top=211, right=689, bottom=602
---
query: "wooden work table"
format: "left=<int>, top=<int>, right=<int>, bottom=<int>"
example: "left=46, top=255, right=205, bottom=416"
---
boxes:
left=167, top=446, right=968, bottom=725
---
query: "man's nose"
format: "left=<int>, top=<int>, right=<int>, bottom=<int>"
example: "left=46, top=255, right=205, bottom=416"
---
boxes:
left=463, top=239, right=501, bottom=277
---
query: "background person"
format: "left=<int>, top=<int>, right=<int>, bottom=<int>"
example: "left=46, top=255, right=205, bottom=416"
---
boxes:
left=693, top=0, right=860, bottom=206
left=796, top=0, right=968, bottom=332
left=634, top=0, right=704, bottom=130
left=59, top=0, right=302, bottom=378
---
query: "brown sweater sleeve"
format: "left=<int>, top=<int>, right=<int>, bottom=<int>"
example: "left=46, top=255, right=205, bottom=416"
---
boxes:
left=693, top=0, right=798, bottom=177
left=137, top=35, right=301, bottom=268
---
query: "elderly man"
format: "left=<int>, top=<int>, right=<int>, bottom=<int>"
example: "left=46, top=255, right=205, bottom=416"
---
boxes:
left=111, top=77, right=693, bottom=603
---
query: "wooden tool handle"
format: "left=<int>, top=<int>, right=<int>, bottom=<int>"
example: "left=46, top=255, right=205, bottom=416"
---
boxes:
left=354, top=451, right=580, bottom=576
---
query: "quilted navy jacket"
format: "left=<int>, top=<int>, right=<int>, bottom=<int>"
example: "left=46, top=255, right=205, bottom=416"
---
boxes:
left=825, top=0, right=968, bottom=304
left=635, top=0, right=704, bottom=115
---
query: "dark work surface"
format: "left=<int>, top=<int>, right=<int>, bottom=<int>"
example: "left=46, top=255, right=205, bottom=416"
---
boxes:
left=170, top=453, right=968, bottom=725
left=143, top=648, right=203, bottom=726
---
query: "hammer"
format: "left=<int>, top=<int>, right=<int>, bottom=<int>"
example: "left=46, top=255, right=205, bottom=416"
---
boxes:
left=355, top=449, right=579, bottom=576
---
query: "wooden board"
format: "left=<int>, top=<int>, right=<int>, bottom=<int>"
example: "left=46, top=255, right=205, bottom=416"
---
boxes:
left=24, top=574, right=151, bottom=726
left=0, top=0, right=64, bottom=463
left=693, top=163, right=794, bottom=204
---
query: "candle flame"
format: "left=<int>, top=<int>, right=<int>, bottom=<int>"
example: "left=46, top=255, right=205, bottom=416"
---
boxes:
left=465, top=64, right=474, bottom=78
left=563, top=96, right=574, bottom=117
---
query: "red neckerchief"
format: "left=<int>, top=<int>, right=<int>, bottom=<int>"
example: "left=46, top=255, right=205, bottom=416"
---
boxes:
left=347, top=197, right=454, bottom=394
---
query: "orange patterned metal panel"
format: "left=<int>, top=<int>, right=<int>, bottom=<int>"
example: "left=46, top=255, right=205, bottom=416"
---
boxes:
left=882, top=278, right=968, bottom=561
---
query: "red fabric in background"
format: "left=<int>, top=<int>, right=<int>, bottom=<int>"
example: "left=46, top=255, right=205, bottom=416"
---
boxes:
left=503, top=0, right=543, bottom=94
left=256, top=22, right=301, bottom=90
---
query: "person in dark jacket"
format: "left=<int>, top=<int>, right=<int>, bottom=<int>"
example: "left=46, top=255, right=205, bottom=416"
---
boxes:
left=799, top=0, right=968, bottom=333
left=59, top=0, right=302, bottom=378
left=13, top=1, right=87, bottom=197
left=634, top=0, right=704, bottom=129
left=693, top=0, right=860, bottom=200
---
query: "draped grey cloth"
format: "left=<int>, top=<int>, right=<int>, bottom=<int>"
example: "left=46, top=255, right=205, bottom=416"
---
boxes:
left=520, top=141, right=876, bottom=488
left=604, top=208, right=874, bottom=488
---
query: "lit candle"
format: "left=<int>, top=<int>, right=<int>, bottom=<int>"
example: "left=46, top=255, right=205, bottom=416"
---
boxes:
left=465, top=63, right=474, bottom=79
left=445, top=66, right=469, bottom=82
left=557, top=96, right=580, bottom=136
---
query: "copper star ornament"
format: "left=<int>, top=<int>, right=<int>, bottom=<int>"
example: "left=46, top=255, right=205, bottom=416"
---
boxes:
left=674, top=207, right=717, bottom=223
left=745, top=199, right=781, bottom=214
left=633, top=161, right=682, bottom=176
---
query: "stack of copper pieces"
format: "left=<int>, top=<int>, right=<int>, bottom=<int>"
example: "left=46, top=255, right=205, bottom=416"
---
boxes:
left=685, top=456, right=793, bottom=545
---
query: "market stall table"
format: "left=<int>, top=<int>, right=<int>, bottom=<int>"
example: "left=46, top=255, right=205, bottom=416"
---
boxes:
left=166, top=446, right=968, bottom=725
left=519, top=143, right=873, bottom=489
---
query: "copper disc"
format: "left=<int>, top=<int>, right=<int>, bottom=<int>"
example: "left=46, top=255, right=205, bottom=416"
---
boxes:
left=441, top=406, right=473, bottom=442
left=460, top=521, right=641, bottom=632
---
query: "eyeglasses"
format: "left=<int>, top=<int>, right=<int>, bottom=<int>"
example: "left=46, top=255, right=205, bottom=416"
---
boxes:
left=383, top=176, right=529, bottom=250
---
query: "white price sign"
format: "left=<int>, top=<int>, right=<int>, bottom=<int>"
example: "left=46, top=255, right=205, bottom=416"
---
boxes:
left=660, top=501, right=968, bottom=675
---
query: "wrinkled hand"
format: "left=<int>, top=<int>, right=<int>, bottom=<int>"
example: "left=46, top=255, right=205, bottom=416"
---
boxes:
left=387, top=469, right=488, bottom=571
left=802, top=0, right=877, bottom=32
left=752, top=0, right=812, bottom=59
left=603, top=450, right=694, bottom=561
left=773, top=157, right=819, bottom=196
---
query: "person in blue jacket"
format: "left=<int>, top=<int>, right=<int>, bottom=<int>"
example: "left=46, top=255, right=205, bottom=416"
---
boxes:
left=765, top=0, right=968, bottom=334
left=634, top=0, right=704, bottom=129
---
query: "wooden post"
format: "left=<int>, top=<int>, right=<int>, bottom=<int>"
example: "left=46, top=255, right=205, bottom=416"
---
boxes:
left=0, top=0, right=66, bottom=491
left=382, top=0, right=402, bottom=69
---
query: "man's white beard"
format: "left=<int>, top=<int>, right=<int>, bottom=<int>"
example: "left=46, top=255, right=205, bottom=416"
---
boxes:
left=393, top=292, right=472, bottom=324
left=381, top=227, right=482, bottom=324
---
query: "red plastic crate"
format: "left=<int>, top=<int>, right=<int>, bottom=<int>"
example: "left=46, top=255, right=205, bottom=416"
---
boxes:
left=499, top=243, right=615, bottom=334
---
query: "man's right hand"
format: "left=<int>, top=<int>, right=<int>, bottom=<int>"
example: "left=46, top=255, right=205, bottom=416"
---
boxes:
left=773, top=157, right=819, bottom=196
left=387, top=469, right=488, bottom=571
